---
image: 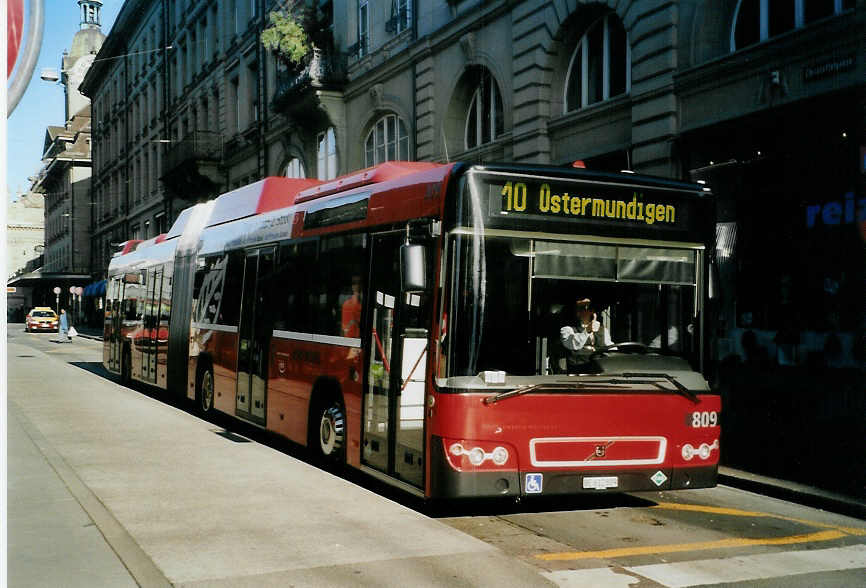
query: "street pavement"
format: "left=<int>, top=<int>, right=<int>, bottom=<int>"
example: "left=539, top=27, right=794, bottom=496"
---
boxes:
left=6, top=325, right=864, bottom=587
left=6, top=328, right=551, bottom=587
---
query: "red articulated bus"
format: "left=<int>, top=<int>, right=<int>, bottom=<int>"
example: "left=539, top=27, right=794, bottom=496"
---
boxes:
left=104, top=161, right=720, bottom=498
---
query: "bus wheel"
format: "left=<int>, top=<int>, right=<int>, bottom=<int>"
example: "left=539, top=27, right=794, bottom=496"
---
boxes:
left=197, top=366, right=214, bottom=415
left=313, top=398, right=345, bottom=464
left=121, top=347, right=132, bottom=385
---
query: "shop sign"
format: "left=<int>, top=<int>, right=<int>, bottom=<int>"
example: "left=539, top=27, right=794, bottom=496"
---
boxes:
left=803, top=54, right=855, bottom=81
left=805, top=192, right=865, bottom=228
left=7, top=287, right=16, bottom=293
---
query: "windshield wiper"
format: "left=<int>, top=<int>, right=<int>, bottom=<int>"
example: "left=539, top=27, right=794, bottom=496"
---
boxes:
left=483, top=383, right=577, bottom=405
left=618, top=372, right=700, bottom=404
left=483, top=382, right=635, bottom=405
left=482, top=374, right=699, bottom=405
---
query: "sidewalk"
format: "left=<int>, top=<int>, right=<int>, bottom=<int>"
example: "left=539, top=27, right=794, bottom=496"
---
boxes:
left=66, top=324, right=866, bottom=520
left=8, top=402, right=141, bottom=587
left=719, top=467, right=866, bottom=520
left=7, top=338, right=551, bottom=587
left=70, top=324, right=102, bottom=340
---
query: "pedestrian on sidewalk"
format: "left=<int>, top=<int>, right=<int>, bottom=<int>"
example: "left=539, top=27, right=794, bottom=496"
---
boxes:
left=58, top=309, right=69, bottom=343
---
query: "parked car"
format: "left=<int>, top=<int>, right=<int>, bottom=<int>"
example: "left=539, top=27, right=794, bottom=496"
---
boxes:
left=25, top=307, right=59, bottom=332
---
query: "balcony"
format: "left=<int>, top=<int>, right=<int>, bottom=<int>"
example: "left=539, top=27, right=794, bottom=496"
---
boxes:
left=161, top=130, right=224, bottom=197
left=272, top=47, right=346, bottom=120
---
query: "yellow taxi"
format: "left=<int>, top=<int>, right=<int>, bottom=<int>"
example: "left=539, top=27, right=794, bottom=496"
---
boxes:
left=25, top=307, right=59, bottom=332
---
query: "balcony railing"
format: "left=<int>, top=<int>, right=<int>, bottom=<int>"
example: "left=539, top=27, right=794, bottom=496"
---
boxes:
left=164, top=130, right=222, bottom=173
left=272, top=48, right=346, bottom=112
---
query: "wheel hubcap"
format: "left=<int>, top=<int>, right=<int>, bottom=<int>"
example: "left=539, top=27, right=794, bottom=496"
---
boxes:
left=319, top=405, right=345, bottom=456
left=201, top=372, right=213, bottom=411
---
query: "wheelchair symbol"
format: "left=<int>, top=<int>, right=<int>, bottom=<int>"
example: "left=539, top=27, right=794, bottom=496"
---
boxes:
left=525, top=473, right=543, bottom=494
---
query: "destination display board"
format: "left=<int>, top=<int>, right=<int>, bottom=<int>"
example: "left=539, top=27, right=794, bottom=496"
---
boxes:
left=482, top=174, right=694, bottom=230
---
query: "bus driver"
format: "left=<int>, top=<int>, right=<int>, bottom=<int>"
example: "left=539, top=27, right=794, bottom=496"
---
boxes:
left=560, top=297, right=613, bottom=352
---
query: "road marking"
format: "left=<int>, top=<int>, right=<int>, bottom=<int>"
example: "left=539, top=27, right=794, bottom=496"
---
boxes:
left=538, top=501, right=866, bottom=561
left=537, top=529, right=846, bottom=560
left=542, top=545, right=866, bottom=587
left=630, top=544, right=866, bottom=587
left=543, top=567, right=640, bottom=587
left=654, top=501, right=866, bottom=535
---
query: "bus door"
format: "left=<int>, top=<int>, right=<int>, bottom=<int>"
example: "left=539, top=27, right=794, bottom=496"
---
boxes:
left=363, top=233, right=429, bottom=488
left=235, top=246, right=276, bottom=424
left=107, top=277, right=123, bottom=372
left=143, top=268, right=163, bottom=384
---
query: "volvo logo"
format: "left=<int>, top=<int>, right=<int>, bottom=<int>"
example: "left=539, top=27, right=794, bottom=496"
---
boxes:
left=594, top=445, right=606, bottom=458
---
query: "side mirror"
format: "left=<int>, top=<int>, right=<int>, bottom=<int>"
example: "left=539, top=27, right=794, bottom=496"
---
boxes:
left=401, top=244, right=427, bottom=292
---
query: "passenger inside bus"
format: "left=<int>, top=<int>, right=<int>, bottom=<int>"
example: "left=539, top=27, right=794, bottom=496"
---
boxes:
left=341, top=275, right=362, bottom=339
left=559, top=297, right=614, bottom=352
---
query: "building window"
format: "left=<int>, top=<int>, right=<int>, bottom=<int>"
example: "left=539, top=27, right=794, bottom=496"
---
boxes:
left=387, top=0, right=411, bottom=34
left=155, top=213, right=166, bottom=235
left=231, top=0, right=239, bottom=36
left=732, top=0, right=854, bottom=50
left=285, top=157, right=305, bottom=178
left=564, top=13, right=629, bottom=112
left=317, top=127, right=337, bottom=180
left=465, top=69, right=503, bottom=150
left=247, top=63, right=258, bottom=125
left=131, top=225, right=140, bottom=240
left=358, top=0, right=369, bottom=57
left=229, top=76, right=240, bottom=133
left=365, top=114, right=409, bottom=167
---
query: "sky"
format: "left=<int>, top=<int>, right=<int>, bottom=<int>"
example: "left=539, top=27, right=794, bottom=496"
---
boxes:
left=6, top=0, right=123, bottom=202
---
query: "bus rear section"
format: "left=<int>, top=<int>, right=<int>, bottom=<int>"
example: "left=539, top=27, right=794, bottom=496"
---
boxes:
left=426, top=166, right=719, bottom=498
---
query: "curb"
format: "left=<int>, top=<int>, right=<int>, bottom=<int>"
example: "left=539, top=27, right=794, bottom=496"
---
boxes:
left=719, top=466, right=866, bottom=520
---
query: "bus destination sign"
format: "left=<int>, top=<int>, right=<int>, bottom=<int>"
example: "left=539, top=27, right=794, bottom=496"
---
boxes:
left=487, top=178, right=686, bottom=228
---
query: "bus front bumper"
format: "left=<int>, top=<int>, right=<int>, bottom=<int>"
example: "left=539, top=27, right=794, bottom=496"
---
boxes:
left=429, top=437, right=717, bottom=498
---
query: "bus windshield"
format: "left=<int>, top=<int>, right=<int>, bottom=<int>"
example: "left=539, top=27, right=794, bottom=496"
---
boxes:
left=444, top=234, right=701, bottom=377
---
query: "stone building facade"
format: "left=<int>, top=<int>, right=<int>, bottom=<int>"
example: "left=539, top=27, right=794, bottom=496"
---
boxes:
left=82, top=0, right=863, bottom=356
left=6, top=192, right=45, bottom=319
left=30, top=0, right=105, bottom=278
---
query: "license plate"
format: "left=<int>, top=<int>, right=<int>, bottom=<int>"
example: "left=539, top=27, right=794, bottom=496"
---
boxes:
left=583, top=476, right=618, bottom=490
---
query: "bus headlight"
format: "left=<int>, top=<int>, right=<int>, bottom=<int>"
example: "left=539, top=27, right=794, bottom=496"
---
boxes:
left=468, top=447, right=486, bottom=466
left=442, top=439, right=517, bottom=470
left=682, top=444, right=695, bottom=460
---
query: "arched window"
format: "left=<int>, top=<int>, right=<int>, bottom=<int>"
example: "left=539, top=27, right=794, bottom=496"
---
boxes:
left=732, top=0, right=854, bottom=51
left=317, top=127, right=337, bottom=180
left=365, top=114, right=410, bottom=167
left=465, top=69, right=503, bottom=150
left=285, top=157, right=305, bottom=178
left=564, top=13, right=629, bottom=112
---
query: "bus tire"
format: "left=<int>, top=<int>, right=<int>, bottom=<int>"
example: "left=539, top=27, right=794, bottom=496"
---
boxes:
left=310, top=392, right=345, bottom=466
left=121, top=346, right=132, bottom=386
left=196, top=363, right=214, bottom=415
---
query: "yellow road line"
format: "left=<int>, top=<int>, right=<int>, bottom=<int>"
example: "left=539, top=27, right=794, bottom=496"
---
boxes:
left=536, top=530, right=846, bottom=561
left=653, top=502, right=866, bottom=535
left=653, top=502, right=770, bottom=517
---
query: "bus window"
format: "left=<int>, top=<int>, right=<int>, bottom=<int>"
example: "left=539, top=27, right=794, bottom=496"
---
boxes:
left=446, top=235, right=700, bottom=377
left=274, top=240, right=316, bottom=333
left=220, top=251, right=244, bottom=326
left=313, top=235, right=367, bottom=338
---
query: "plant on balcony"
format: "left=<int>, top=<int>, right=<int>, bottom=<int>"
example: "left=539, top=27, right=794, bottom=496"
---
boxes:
left=261, top=10, right=311, bottom=69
